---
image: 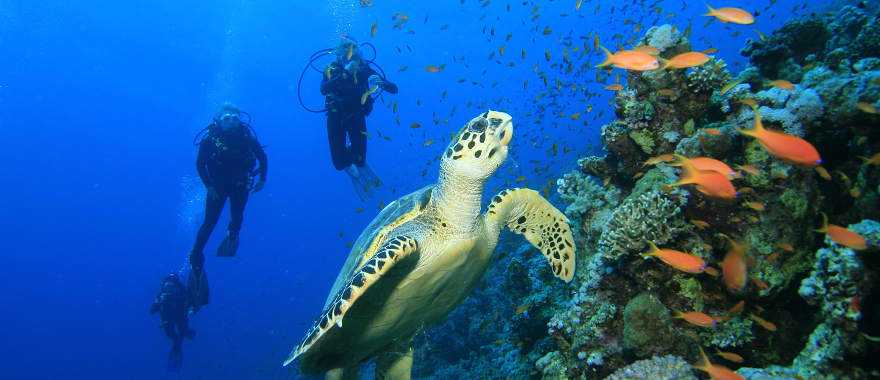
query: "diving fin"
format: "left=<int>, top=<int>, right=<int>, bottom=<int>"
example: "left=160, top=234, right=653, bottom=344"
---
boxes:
left=344, top=165, right=372, bottom=202
left=358, top=163, right=383, bottom=190
left=216, top=231, right=240, bottom=257
left=187, top=267, right=209, bottom=314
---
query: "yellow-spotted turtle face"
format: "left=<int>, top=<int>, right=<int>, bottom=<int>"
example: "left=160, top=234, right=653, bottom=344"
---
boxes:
left=441, top=110, right=513, bottom=180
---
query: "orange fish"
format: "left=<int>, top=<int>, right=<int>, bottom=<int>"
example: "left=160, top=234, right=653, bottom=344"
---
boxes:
left=816, top=213, right=867, bottom=250
left=693, top=347, right=745, bottom=380
left=666, top=157, right=737, bottom=199
left=727, top=300, right=745, bottom=315
left=738, top=106, right=822, bottom=167
left=768, top=79, right=795, bottom=90
left=633, top=45, right=660, bottom=56
left=596, top=46, right=660, bottom=71
left=690, top=219, right=711, bottom=229
left=737, top=187, right=755, bottom=194
left=662, top=52, right=711, bottom=69
left=703, top=48, right=719, bottom=54
left=370, top=22, right=378, bottom=38
left=751, top=277, right=769, bottom=290
left=776, top=242, right=794, bottom=252
left=672, top=155, right=737, bottom=179
left=644, top=153, right=676, bottom=166
left=425, top=64, right=446, bottom=73
left=814, top=166, right=832, bottom=180
left=642, top=242, right=707, bottom=274
left=743, top=201, right=765, bottom=211
left=736, top=164, right=760, bottom=176
left=722, top=238, right=748, bottom=293
left=705, top=5, right=755, bottom=25
left=704, top=128, right=722, bottom=136
left=605, top=83, right=624, bottom=91
left=715, top=349, right=744, bottom=364
left=748, top=313, right=777, bottom=331
left=674, top=311, right=718, bottom=328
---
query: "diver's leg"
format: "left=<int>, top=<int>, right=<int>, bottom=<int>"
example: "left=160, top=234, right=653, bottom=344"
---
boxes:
left=216, top=185, right=248, bottom=257
left=191, top=190, right=227, bottom=267
left=349, top=114, right=367, bottom=167
left=227, top=185, right=249, bottom=235
left=375, top=339, right=414, bottom=380
left=327, top=112, right=351, bottom=170
left=325, top=366, right=359, bottom=380
left=349, top=115, right=382, bottom=188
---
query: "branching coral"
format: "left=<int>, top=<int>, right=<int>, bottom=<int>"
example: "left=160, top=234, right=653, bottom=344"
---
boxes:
left=597, top=189, right=689, bottom=263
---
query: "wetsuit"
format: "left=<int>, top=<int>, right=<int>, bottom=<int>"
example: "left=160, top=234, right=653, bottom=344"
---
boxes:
left=321, top=60, right=398, bottom=170
left=150, top=274, right=193, bottom=371
left=191, top=125, right=267, bottom=268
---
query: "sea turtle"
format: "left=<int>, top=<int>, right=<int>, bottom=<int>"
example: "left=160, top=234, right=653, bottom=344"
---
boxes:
left=285, top=110, right=576, bottom=379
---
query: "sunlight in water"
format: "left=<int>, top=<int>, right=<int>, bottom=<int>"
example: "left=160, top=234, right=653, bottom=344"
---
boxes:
left=328, top=0, right=357, bottom=37
left=176, top=174, right=205, bottom=238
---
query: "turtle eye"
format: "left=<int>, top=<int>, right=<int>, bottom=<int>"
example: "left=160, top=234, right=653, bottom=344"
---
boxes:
left=469, top=118, right=488, bottom=133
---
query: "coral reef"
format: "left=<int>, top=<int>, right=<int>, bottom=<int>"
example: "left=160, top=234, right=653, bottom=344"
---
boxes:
left=412, top=5, right=880, bottom=380
left=604, top=355, right=696, bottom=380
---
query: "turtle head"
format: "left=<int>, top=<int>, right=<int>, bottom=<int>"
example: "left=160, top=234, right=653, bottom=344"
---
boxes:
left=441, top=110, right=513, bottom=180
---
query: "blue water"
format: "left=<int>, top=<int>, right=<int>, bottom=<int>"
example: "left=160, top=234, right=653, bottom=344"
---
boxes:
left=0, top=0, right=830, bottom=378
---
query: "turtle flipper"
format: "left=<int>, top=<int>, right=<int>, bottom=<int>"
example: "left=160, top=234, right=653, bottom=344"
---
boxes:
left=486, top=188, right=576, bottom=282
left=284, top=236, right=419, bottom=366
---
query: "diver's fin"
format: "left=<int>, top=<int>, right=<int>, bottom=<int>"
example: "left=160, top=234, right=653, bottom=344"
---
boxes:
left=216, top=231, right=240, bottom=257
left=187, top=267, right=209, bottom=314
left=345, top=167, right=371, bottom=202
left=358, top=164, right=383, bottom=189
left=167, top=341, right=183, bottom=372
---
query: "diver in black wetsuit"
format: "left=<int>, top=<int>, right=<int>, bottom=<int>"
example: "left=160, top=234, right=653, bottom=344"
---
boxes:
left=187, top=104, right=267, bottom=312
left=150, top=273, right=195, bottom=372
left=321, top=38, right=398, bottom=200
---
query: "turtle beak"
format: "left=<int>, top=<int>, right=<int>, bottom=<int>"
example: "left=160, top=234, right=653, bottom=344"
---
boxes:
left=498, top=118, right=513, bottom=147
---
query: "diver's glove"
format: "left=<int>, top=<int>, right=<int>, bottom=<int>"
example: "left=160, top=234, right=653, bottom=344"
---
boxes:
left=252, top=179, right=265, bottom=193
left=368, top=74, right=382, bottom=89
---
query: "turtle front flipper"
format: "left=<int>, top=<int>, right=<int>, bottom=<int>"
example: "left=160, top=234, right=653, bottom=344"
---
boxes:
left=486, top=188, right=576, bottom=282
left=284, top=236, right=419, bottom=366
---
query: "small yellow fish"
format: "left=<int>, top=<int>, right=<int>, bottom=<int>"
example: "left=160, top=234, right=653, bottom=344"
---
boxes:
left=425, top=64, right=445, bottom=73
left=814, top=166, right=831, bottom=180
left=423, top=139, right=434, bottom=147
left=860, top=152, right=880, bottom=165
left=690, top=219, right=711, bottom=229
left=370, top=22, right=378, bottom=38
left=410, top=122, right=421, bottom=129
left=850, top=187, right=861, bottom=198
left=360, top=85, right=379, bottom=105
left=570, top=112, right=581, bottom=120
left=857, top=101, right=878, bottom=114
left=720, top=78, right=744, bottom=95
left=768, top=79, right=795, bottom=90
left=605, top=84, right=623, bottom=91
left=743, top=201, right=765, bottom=211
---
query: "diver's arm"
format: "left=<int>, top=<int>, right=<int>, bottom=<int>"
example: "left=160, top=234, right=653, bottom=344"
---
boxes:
left=366, top=67, right=398, bottom=94
left=381, top=79, right=398, bottom=94
left=253, top=142, right=268, bottom=182
left=196, top=140, right=213, bottom=187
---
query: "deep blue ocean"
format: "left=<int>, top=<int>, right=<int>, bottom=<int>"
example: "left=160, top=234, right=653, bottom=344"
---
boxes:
left=0, top=0, right=835, bottom=379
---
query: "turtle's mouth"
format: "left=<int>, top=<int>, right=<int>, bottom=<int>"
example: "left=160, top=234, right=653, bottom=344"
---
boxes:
left=497, top=120, right=513, bottom=147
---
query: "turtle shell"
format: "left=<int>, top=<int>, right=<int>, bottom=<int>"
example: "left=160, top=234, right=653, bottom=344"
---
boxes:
left=321, top=185, right=433, bottom=310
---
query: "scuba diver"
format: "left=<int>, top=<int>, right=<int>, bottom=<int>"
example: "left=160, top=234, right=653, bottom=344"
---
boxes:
left=150, top=273, right=195, bottom=372
left=187, top=103, right=268, bottom=312
left=319, top=37, right=398, bottom=200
